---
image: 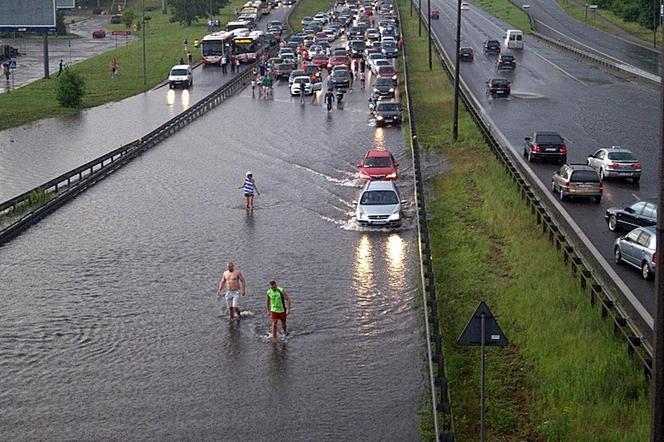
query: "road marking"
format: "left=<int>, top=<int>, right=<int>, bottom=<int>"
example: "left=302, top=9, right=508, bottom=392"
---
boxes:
left=632, top=193, right=640, bottom=201
left=528, top=49, right=588, bottom=85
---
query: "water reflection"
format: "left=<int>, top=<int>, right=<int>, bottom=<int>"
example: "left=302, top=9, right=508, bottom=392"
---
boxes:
left=181, top=90, right=191, bottom=109
left=386, top=233, right=406, bottom=291
left=166, top=89, right=175, bottom=106
left=373, top=127, right=385, bottom=150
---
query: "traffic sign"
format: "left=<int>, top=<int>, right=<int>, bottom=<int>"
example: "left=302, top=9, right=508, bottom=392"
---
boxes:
left=112, top=30, right=132, bottom=36
left=457, top=301, right=508, bottom=347
left=9, top=58, right=17, bottom=70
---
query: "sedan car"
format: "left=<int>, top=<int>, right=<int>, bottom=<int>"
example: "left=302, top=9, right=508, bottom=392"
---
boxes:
left=483, top=39, right=501, bottom=54
left=355, top=180, right=403, bottom=227
left=328, top=55, right=351, bottom=69
left=551, top=164, right=602, bottom=203
left=381, top=41, right=398, bottom=58
left=372, top=100, right=402, bottom=126
left=586, top=146, right=641, bottom=182
left=331, top=68, right=351, bottom=88
left=375, top=65, right=398, bottom=80
left=372, top=76, right=396, bottom=98
left=311, top=54, right=329, bottom=69
left=357, top=150, right=399, bottom=180
left=614, top=226, right=656, bottom=280
left=459, top=47, right=474, bottom=61
left=496, top=54, right=516, bottom=70
left=486, top=78, right=511, bottom=97
left=460, top=2, right=470, bottom=10
left=290, top=76, right=314, bottom=95
left=605, top=200, right=657, bottom=232
left=524, top=131, right=567, bottom=164
left=92, top=29, right=106, bottom=38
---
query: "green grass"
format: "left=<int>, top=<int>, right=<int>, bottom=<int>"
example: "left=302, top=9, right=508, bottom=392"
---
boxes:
left=0, top=189, right=54, bottom=224
left=288, top=0, right=332, bottom=32
left=398, top=0, right=651, bottom=439
left=0, top=0, right=245, bottom=131
left=472, top=0, right=532, bottom=32
left=557, top=0, right=663, bottom=46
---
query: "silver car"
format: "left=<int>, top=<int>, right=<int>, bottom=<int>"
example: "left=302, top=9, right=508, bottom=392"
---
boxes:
left=614, top=226, right=656, bottom=280
left=355, top=180, right=402, bottom=227
left=586, top=146, right=641, bottom=183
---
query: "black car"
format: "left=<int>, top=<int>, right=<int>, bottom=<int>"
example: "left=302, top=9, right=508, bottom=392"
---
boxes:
left=496, top=54, right=516, bottom=71
left=331, top=68, right=351, bottom=88
left=523, top=131, right=567, bottom=164
left=372, top=100, right=402, bottom=126
left=372, top=76, right=396, bottom=98
left=484, top=39, right=501, bottom=54
left=459, top=47, right=474, bottom=61
left=348, top=26, right=365, bottom=39
left=486, top=78, right=511, bottom=97
left=350, top=40, right=366, bottom=58
left=605, top=200, right=657, bottom=232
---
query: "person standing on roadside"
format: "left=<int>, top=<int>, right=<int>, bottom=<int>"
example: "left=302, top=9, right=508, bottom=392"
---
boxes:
left=57, top=59, right=64, bottom=77
left=266, top=280, right=291, bottom=338
left=187, top=51, right=193, bottom=65
left=110, top=57, right=118, bottom=77
left=230, top=55, right=236, bottom=73
left=235, top=57, right=241, bottom=72
left=221, top=53, right=228, bottom=74
left=217, top=262, right=246, bottom=320
left=239, top=171, right=260, bottom=208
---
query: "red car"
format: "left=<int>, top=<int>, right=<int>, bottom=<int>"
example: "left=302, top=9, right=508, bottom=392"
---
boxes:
left=357, top=150, right=399, bottom=180
left=376, top=65, right=397, bottom=80
left=327, top=55, right=350, bottom=70
left=311, top=54, right=329, bottom=69
left=92, top=29, right=106, bottom=38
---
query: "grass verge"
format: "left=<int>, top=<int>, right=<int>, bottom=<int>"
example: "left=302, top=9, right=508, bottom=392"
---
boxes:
left=557, top=0, right=663, bottom=46
left=398, top=0, right=651, bottom=439
left=471, top=0, right=532, bottom=32
left=0, top=0, right=245, bottom=131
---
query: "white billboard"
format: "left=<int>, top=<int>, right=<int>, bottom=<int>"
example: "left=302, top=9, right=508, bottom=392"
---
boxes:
left=0, top=0, right=56, bottom=30
left=56, top=0, right=75, bottom=8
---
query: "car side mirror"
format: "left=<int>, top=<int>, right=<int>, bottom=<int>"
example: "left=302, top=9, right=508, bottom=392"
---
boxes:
left=624, top=207, right=635, bottom=213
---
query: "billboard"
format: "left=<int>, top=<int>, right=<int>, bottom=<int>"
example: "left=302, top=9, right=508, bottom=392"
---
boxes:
left=0, top=0, right=56, bottom=31
left=56, top=0, right=75, bottom=8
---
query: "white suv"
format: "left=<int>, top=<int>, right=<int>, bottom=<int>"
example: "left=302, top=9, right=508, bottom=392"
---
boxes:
left=168, top=64, right=193, bottom=89
left=355, top=180, right=403, bottom=227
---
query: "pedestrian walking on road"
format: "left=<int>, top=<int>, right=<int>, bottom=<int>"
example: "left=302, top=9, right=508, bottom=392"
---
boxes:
left=217, top=262, right=246, bottom=320
left=110, top=57, right=118, bottom=77
left=266, top=281, right=291, bottom=338
left=230, top=56, right=236, bottom=73
left=251, top=77, right=257, bottom=98
left=235, top=57, right=240, bottom=72
left=240, top=171, right=260, bottom=208
left=57, top=59, right=64, bottom=77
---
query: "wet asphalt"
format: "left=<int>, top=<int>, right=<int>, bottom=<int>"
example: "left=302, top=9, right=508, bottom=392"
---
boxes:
left=0, top=9, right=424, bottom=440
left=428, top=0, right=659, bottom=325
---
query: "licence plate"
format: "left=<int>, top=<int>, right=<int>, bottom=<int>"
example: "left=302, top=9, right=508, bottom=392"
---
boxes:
left=577, top=184, right=593, bottom=188
left=618, top=172, right=631, bottom=176
left=545, top=148, right=558, bottom=152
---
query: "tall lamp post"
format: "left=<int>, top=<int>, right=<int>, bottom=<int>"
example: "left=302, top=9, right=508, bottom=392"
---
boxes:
left=418, top=0, right=422, bottom=36
left=451, top=0, right=461, bottom=141
left=142, top=0, right=147, bottom=91
left=427, top=0, right=432, bottom=70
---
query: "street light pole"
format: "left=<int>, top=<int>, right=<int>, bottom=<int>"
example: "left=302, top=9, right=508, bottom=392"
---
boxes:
left=418, top=0, right=422, bottom=36
left=451, top=0, right=461, bottom=141
left=652, top=23, right=664, bottom=441
left=142, top=0, right=147, bottom=91
left=427, top=0, right=432, bottom=70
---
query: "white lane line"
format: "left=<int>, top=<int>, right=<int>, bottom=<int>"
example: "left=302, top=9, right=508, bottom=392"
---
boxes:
left=528, top=49, right=588, bottom=85
left=632, top=193, right=641, bottom=201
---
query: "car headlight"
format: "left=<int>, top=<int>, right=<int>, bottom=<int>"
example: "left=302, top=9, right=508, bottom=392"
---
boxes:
left=388, top=212, right=400, bottom=221
left=376, top=115, right=384, bottom=120
left=389, top=88, right=394, bottom=92
left=392, top=74, right=397, bottom=80
left=373, top=88, right=379, bottom=93
left=386, top=172, right=397, bottom=179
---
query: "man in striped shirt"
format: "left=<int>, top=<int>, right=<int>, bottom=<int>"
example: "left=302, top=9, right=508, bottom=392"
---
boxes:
left=240, top=171, right=260, bottom=209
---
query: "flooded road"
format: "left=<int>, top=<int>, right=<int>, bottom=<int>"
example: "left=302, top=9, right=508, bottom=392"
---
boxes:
left=0, top=70, right=424, bottom=438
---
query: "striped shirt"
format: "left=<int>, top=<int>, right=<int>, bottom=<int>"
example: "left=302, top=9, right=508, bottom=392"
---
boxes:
left=243, top=177, right=257, bottom=195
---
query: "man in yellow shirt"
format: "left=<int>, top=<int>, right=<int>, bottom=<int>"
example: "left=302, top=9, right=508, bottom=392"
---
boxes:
left=266, top=280, right=291, bottom=338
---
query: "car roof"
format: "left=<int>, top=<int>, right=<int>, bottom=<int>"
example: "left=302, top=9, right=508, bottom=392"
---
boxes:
left=534, top=131, right=561, bottom=136
left=565, top=164, right=596, bottom=172
left=364, top=180, right=398, bottom=191
left=599, top=146, right=634, bottom=153
left=172, top=65, right=190, bottom=69
left=366, top=150, right=393, bottom=158
left=294, top=75, right=311, bottom=80
left=637, top=226, right=657, bottom=236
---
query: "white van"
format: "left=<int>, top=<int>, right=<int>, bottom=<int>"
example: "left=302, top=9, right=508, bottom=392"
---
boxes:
left=504, top=29, right=524, bottom=49
left=168, top=65, right=193, bottom=89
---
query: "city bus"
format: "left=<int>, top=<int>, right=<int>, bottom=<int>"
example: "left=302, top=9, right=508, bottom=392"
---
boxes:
left=226, top=21, right=251, bottom=32
left=200, top=32, right=235, bottom=65
left=232, top=31, right=266, bottom=62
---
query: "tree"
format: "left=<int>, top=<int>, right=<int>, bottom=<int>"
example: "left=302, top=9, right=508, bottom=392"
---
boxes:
left=169, top=0, right=208, bottom=26
left=122, top=10, right=136, bottom=28
left=56, top=69, right=85, bottom=108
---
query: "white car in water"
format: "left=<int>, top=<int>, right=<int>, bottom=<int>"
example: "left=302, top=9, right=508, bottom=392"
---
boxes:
left=355, top=180, right=403, bottom=227
left=290, top=76, right=314, bottom=95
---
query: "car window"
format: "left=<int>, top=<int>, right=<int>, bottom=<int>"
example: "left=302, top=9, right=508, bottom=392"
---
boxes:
left=642, top=204, right=656, bottom=219
left=360, top=190, right=399, bottom=205
left=536, top=134, right=564, bottom=144
left=171, top=69, right=188, bottom=76
left=594, top=150, right=605, bottom=159
left=570, top=171, right=599, bottom=182
left=365, top=157, right=393, bottom=167
left=637, top=232, right=651, bottom=247
left=630, top=201, right=646, bottom=214
left=377, top=103, right=401, bottom=111
left=607, top=151, right=636, bottom=161
left=626, top=229, right=641, bottom=242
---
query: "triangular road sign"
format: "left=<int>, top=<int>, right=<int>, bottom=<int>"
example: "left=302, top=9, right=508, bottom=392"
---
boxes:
left=456, top=301, right=509, bottom=347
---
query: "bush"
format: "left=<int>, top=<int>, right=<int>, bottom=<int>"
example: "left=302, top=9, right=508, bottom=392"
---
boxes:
left=122, top=10, right=135, bottom=28
left=56, top=69, right=85, bottom=108
left=92, top=8, right=103, bottom=14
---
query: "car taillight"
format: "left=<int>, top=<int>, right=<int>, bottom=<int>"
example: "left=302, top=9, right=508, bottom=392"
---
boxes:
left=608, top=163, right=621, bottom=169
left=532, top=145, right=541, bottom=153
left=631, top=163, right=641, bottom=169
left=653, top=253, right=657, bottom=264
left=599, top=183, right=604, bottom=191
left=559, top=146, right=568, bottom=154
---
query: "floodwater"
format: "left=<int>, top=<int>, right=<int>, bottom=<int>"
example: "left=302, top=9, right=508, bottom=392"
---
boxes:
left=0, top=66, right=424, bottom=438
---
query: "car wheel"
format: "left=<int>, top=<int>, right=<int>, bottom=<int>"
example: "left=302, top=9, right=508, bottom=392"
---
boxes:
left=593, top=195, right=601, bottom=204
left=614, top=247, right=622, bottom=265
left=559, top=188, right=566, bottom=201
left=608, top=215, right=618, bottom=232
left=642, top=261, right=652, bottom=280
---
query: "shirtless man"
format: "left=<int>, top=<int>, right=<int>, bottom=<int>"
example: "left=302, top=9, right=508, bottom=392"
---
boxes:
left=217, top=262, right=246, bottom=319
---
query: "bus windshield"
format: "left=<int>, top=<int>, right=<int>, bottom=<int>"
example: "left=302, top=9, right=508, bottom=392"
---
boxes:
left=202, top=40, right=224, bottom=56
left=233, top=39, right=258, bottom=55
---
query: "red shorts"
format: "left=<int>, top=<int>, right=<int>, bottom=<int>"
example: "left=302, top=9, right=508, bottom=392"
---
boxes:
left=270, top=311, right=287, bottom=321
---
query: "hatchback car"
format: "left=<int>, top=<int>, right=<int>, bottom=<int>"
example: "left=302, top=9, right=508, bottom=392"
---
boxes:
left=331, top=68, right=351, bottom=88
left=92, top=29, right=106, bottom=38
left=459, top=47, right=474, bottom=61
left=614, top=226, right=656, bottom=280
left=357, top=150, right=399, bottom=180
left=605, top=200, right=657, bottom=232
left=551, top=164, right=603, bottom=203
left=586, top=146, right=641, bottom=182
left=372, top=100, right=402, bottom=126
left=290, top=76, right=314, bottom=95
left=484, top=39, right=501, bottom=54
left=356, top=180, right=403, bottom=227
left=376, top=65, right=397, bottom=80
left=524, top=131, right=567, bottom=163
left=381, top=41, right=398, bottom=58
left=496, top=54, right=516, bottom=71
left=486, top=78, right=511, bottom=97
left=372, top=76, right=396, bottom=98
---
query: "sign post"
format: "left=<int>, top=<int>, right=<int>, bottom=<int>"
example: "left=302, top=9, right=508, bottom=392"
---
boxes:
left=457, top=301, right=508, bottom=442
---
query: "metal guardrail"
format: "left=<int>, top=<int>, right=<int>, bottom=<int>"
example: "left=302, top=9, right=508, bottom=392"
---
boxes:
left=398, top=4, right=455, bottom=442
left=412, top=1, right=654, bottom=378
